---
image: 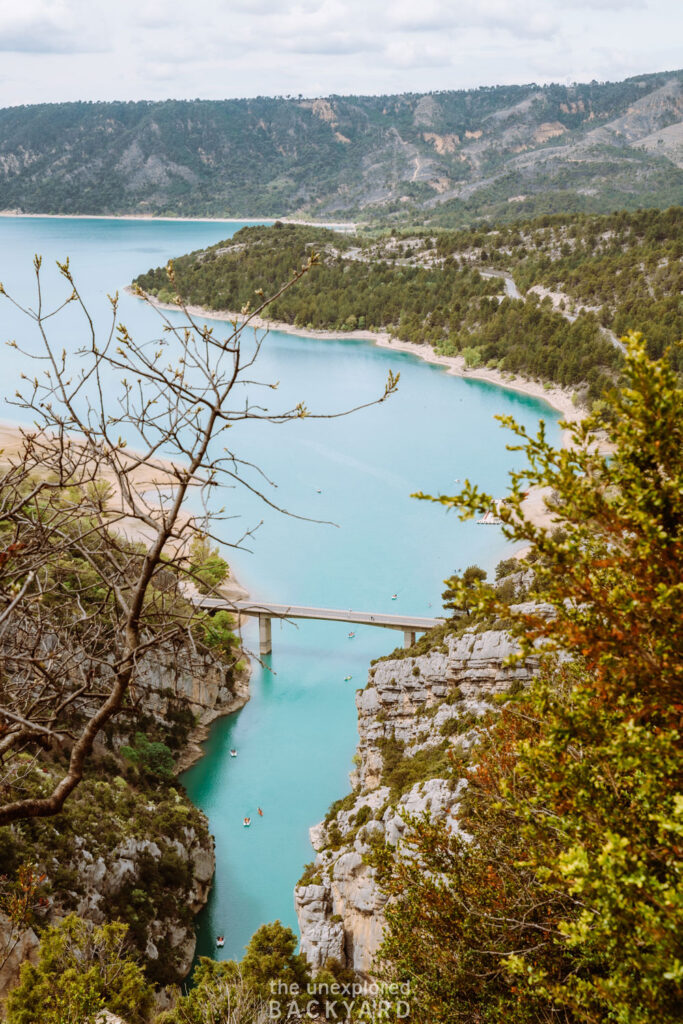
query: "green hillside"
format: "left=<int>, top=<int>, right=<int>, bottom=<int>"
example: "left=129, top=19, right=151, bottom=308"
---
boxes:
left=1, top=70, right=683, bottom=225
left=134, top=207, right=682, bottom=400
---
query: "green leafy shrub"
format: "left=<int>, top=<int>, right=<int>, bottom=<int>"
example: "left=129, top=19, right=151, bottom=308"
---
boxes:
left=378, top=737, right=456, bottom=798
left=5, top=915, right=154, bottom=1024
left=352, top=805, right=372, bottom=827
left=188, top=535, right=230, bottom=594
left=377, top=335, right=683, bottom=1024
left=121, top=733, right=176, bottom=782
left=198, top=608, right=237, bottom=655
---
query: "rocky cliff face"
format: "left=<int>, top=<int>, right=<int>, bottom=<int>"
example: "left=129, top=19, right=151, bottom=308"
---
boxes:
left=131, top=642, right=250, bottom=772
left=72, top=824, right=215, bottom=980
left=295, top=621, right=538, bottom=974
left=0, top=796, right=216, bottom=995
left=0, top=642, right=249, bottom=995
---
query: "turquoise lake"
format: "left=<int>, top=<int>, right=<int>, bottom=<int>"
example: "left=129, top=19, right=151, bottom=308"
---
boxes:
left=0, top=216, right=561, bottom=963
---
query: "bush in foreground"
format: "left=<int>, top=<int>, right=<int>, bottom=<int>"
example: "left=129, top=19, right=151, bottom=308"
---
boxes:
left=378, top=334, right=683, bottom=1023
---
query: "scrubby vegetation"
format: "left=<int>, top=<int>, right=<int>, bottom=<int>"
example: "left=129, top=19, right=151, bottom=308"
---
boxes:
left=377, top=736, right=457, bottom=799
left=0, top=741, right=211, bottom=984
left=188, top=534, right=231, bottom=595
left=5, top=916, right=323, bottom=1024
left=0, top=479, right=238, bottom=985
left=375, top=335, right=683, bottom=1023
left=5, top=915, right=154, bottom=1024
left=136, top=207, right=681, bottom=398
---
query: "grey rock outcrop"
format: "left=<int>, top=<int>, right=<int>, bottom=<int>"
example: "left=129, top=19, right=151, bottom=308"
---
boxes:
left=119, top=643, right=251, bottom=773
left=0, top=913, right=40, bottom=1003
left=295, top=624, right=537, bottom=974
left=63, top=825, right=215, bottom=979
left=134, top=646, right=246, bottom=730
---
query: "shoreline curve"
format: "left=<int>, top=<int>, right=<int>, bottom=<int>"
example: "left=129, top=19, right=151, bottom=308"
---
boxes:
left=132, top=289, right=584, bottom=425
left=0, top=211, right=356, bottom=231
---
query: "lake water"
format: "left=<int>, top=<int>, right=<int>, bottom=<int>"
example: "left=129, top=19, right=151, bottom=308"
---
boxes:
left=0, top=216, right=561, bottom=963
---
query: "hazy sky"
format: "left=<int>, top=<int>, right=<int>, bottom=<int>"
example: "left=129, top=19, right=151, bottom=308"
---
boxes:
left=0, top=0, right=681, bottom=107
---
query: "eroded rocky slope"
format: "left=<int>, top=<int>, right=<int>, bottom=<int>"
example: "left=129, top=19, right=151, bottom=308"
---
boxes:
left=130, top=640, right=250, bottom=771
left=295, top=618, right=540, bottom=974
left=1, top=70, right=681, bottom=224
left=0, top=642, right=248, bottom=995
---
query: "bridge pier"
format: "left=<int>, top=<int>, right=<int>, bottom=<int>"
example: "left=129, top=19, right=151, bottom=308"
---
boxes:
left=259, top=615, right=272, bottom=655
left=194, top=596, right=439, bottom=655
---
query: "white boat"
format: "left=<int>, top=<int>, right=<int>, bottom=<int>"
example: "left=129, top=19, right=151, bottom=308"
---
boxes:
left=477, top=500, right=504, bottom=525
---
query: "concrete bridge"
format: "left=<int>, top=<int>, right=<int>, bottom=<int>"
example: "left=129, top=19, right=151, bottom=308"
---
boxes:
left=196, top=597, right=442, bottom=654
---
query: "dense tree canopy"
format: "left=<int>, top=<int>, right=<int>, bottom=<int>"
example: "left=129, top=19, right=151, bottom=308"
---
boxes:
left=136, top=207, right=680, bottom=398
left=157, top=921, right=310, bottom=1024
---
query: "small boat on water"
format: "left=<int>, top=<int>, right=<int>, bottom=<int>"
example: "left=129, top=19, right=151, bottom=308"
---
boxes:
left=347, top=631, right=355, bottom=638
left=216, top=936, right=225, bottom=948
left=344, top=675, right=352, bottom=682
left=257, top=807, right=264, bottom=816
left=243, top=817, right=251, bottom=827
left=230, top=749, right=237, bottom=758
left=391, top=594, right=398, bottom=600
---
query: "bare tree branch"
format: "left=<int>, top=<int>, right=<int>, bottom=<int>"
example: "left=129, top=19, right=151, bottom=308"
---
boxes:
left=0, top=254, right=398, bottom=824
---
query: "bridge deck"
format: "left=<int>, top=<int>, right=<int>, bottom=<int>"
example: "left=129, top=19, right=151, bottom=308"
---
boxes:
left=196, top=597, right=441, bottom=632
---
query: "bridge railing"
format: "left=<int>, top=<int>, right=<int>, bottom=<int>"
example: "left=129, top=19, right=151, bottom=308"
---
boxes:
left=194, top=597, right=443, bottom=654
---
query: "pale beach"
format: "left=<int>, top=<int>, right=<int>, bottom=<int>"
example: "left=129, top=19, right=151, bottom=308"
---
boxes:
left=137, top=292, right=584, bottom=425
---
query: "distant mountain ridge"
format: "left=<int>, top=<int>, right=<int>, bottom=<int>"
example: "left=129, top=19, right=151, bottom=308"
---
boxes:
left=1, top=69, right=682, bottom=226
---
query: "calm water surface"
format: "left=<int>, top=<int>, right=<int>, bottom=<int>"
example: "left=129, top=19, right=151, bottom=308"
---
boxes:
left=0, top=216, right=561, bottom=961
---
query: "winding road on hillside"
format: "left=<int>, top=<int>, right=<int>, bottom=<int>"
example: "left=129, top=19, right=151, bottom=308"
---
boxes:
left=480, top=268, right=625, bottom=353
left=338, top=248, right=624, bottom=355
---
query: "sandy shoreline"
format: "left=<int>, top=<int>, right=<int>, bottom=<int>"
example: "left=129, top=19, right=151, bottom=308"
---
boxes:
left=0, top=413, right=255, bottom=770
left=0, top=414, right=255, bottom=596
left=134, top=293, right=586, bottom=542
left=137, top=292, right=584, bottom=426
left=0, top=211, right=357, bottom=231
left=0, top=417, right=202, bottom=532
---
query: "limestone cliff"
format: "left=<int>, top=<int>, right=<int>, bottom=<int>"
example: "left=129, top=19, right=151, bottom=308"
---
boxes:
left=128, top=641, right=250, bottom=772
left=0, top=640, right=249, bottom=995
left=0, top=786, right=216, bottom=994
left=295, top=620, right=538, bottom=974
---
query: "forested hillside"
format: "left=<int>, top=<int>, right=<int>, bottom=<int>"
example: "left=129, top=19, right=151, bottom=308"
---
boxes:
left=435, top=205, right=683, bottom=369
left=1, top=70, right=683, bottom=225
left=134, top=207, right=681, bottom=399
